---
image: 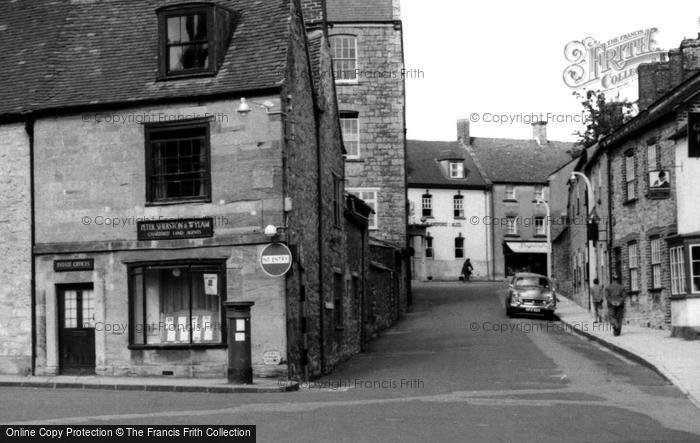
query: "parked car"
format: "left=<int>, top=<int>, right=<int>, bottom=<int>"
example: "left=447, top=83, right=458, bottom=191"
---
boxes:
left=505, top=272, right=556, bottom=319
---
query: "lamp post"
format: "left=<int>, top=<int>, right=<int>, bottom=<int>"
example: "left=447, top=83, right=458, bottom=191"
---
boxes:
left=533, top=199, right=551, bottom=279
left=570, top=172, right=595, bottom=311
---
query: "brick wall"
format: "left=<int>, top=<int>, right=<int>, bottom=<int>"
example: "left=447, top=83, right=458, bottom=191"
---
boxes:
left=0, top=123, right=32, bottom=374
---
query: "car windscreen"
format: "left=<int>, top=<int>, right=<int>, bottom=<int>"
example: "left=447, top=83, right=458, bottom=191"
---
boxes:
left=514, top=277, right=549, bottom=288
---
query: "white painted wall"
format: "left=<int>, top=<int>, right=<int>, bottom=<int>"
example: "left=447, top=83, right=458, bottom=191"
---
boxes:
left=408, top=188, right=490, bottom=280
left=675, top=139, right=700, bottom=235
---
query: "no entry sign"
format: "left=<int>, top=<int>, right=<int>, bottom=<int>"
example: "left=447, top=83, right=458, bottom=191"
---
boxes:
left=260, top=243, right=293, bottom=277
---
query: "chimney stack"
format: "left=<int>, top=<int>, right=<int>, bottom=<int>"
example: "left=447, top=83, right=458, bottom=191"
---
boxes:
left=532, top=121, right=547, bottom=146
left=457, top=119, right=470, bottom=145
left=300, top=0, right=327, bottom=29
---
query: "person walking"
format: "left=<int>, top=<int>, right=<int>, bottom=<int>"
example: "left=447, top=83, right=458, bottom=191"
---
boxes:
left=461, top=258, right=474, bottom=283
left=605, top=276, right=627, bottom=336
left=591, top=278, right=604, bottom=323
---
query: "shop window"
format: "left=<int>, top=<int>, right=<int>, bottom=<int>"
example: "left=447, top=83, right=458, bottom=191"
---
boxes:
left=670, top=246, right=686, bottom=295
left=129, top=261, right=224, bottom=347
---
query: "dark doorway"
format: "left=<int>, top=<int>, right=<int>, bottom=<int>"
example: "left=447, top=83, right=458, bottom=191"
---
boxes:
left=504, top=252, right=547, bottom=277
left=58, top=284, right=96, bottom=375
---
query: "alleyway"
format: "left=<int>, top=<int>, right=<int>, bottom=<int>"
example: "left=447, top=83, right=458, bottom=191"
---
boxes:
left=2, top=282, right=699, bottom=442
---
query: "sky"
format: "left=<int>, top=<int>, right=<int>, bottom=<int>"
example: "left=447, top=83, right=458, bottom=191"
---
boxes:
left=401, top=0, right=700, bottom=143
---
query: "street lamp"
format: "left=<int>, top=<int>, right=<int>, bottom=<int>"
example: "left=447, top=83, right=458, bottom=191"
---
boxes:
left=570, top=171, right=595, bottom=311
left=533, top=199, right=551, bottom=279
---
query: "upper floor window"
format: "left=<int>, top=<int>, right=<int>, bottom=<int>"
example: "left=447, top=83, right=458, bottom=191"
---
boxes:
left=347, top=188, right=378, bottom=229
left=330, top=35, right=358, bottom=83
left=534, top=185, right=544, bottom=201
left=647, top=144, right=657, bottom=171
left=505, top=185, right=516, bottom=200
left=625, top=152, right=636, bottom=201
left=422, top=193, right=433, bottom=218
left=453, top=195, right=464, bottom=218
left=339, top=112, right=360, bottom=158
left=157, top=4, right=236, bottom=79
left=145, top=120, right=211, bottom=203
left=449, top=162, right=464, bottom=179
left=535, top=217, right=545, bottom=236
left=506, top=217, right=518, bottom=235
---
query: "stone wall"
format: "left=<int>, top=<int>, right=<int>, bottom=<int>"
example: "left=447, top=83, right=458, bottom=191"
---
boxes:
left=0, top=123, right=32, bottom=374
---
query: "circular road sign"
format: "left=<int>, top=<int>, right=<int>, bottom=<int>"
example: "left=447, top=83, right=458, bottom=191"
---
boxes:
left=260, top=243, right=293, bottom=277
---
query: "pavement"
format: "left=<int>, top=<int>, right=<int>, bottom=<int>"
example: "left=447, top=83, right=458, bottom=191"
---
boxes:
left=555, top=293, right=700, bottom=409
left=0, top=374, right=297, bottom=394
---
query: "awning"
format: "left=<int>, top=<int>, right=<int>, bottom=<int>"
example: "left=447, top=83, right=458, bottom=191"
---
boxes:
left=505, top=242, right=549, bottom=254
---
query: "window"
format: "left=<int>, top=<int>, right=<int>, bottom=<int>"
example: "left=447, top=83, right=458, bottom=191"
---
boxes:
left=691, top=246, right=700, bottom=293
left=422, top=193, right=433, bottom=218
left=339, top=112, right=360, bottom=158
left=333, top=175, right=343, bottom=226
left=534, top=185, right=544, bottom=201
left=625, top=152, right=636, bottom=200
left=505, top=185, right=516, bottom=200
left=145, top=120, right=211, bottom=203
left=628, top=242, right=639, bottom=291
left=650, top=237, right=662, bottom=289
left=425, top=235, right=434, bottom=259
left=506, top=217, right=518, bottom=235
left=535, top=217, right=545, bottom=236
left=670, top=246, right=686, bottom=295
left=647, top=144, right=657, bottom=171
left=334, top=273, right=344, bottom=328
left=455, top=236, right=464, bottom=259
left=347, top=188, right=378, bottom=229
left=129, top=261, right=224, bottom=346
left=449, top=162, right=464, bottom=178
left=330, top=35, right=357, bottom=82
left=453, top=195, right=464, bottom=218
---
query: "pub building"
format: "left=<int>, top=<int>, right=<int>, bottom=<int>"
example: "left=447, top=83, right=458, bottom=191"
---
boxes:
left=0, top=0, right=359, bottom=379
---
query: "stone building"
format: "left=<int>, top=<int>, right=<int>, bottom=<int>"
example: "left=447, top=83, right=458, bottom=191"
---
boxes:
left=465, top=121, right=575, bottom=279
left=0, top=0, right=389, bottom=379
left=406, top=137, right=491, bottom=281
left=326, top=0, right=410, bottom=309
left=548, top=158, right=578, bottom=296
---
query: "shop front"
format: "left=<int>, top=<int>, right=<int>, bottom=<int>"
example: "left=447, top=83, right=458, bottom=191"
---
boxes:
left=504, top=241, right=549, bottom=277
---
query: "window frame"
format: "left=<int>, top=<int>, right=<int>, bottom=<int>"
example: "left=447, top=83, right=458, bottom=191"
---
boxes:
left=650, top=237, right=662, bottom=289
left=691, top=245, right=700, bottom=294
left=670, top=246, right=686, bottom=295
left=534, top=185, right=544, bottom=201
left=647, top=144, right=658, bottom=172
left=453, top=194, right=465, bottom=218
left=625, top=152, right=636, bottom=201
left=347, top=188, right=378, bottom=229
left=505, top=185, right=516, bottom=201
left=127, top=259, right=227, bottom=349
left=449, top=162, right=464, bottom=179
left=422, top=192, right=433, bottom=218
left=330, top=34, right=358, bottom=84
left=535, top=217, right=545, bottom=236
left=454, top=236, right=465, bottom=259
left=339, top=111, right=360, bottom=158
left=158, top=4, right=217, bottom=79
left=628, top=242, right=639, bottom=291
left=144, top=119, right=212, bottom=205
left=425, top=234, right=434, bottom=259
left=506, top=216, right=518, bottom=236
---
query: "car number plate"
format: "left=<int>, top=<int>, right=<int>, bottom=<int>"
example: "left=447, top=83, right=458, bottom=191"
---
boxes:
left=525, top=307, right=541, bottom=312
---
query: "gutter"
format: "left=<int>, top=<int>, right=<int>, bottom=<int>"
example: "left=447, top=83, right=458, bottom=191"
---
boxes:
left=24, top=117, right=36, bottom=376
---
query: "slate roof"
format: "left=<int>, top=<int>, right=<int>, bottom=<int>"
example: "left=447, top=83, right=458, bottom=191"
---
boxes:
left=468, top=138, right=575, bottom=184
left=407, top=140, right=489, bottom=189
left=326, top=0, right=395, bottom=22
left=0, top=0, right=292, bottom=117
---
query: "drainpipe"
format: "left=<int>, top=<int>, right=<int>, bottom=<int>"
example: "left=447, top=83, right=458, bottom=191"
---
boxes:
left=25, top=117, right=36, bottom=376
left=607, top=152, right=614, bottom=283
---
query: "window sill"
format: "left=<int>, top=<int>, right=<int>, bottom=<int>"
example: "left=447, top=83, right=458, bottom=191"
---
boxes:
left=335, top=80, right=360, bottom=86
left=533, top=235, right=547, bottom=238
left=345, top=158, right=364, bottom=163
left=146, top=198, right=212, bottom=207
left=503, top=199, right=518, bottom=203
left=623, top=198, right=638, bottom=206
left=156, top=71, right=218, bottom=81
left=454, top=217, right=466, bottom=220
left=649, top=287, right=665, bottom=292
left=128, top=344, right=227, bottom=350
left=504, top=234, right=520, bottom=238
left=646, top=192, right=670, bottom=200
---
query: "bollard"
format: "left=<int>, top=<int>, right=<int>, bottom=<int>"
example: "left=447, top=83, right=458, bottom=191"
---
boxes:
left=224, top=301, right=255, bottom=384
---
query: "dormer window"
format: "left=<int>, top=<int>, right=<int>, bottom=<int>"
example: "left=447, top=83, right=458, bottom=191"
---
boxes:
left=157, top=4, right=237, bottom=79
left=449, top=162, right=464, bottom=179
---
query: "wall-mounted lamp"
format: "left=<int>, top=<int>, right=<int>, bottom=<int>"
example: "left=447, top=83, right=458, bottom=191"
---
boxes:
left=237, top=98, right=286, bottom=116
left=263, top=224, right=289, bottom=237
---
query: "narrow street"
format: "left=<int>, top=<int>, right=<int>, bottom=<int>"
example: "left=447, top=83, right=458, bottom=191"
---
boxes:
left=2, top=282, right=699, bottom=442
